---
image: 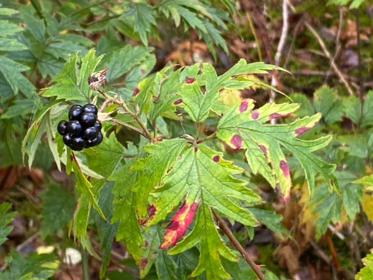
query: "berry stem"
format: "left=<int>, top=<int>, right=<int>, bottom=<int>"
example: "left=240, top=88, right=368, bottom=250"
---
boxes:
left=213, top=211, right=265, bottom=280
left=97, top=90, right=154, bottom=142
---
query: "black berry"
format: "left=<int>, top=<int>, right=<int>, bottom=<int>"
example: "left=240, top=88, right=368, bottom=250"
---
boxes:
left=70, top=137, right=85, bottom=151
left=80, top=112, right=97, bottom=127
left=94, top=121, right=102, bottom=131
left=63, top=134, right=73, bottom=146
left=57, top=120, right=68, bottom=135
left=83, top=126, right=99, bottom=140
left=67, top=120, right=83, bottom=137
left=69, top=105, right=83, bottom=120
left=59, top=103, right=103, bottom=151
left=83, top=104, right=98, bottom=114
left=87, top=132, right=103, bottom=147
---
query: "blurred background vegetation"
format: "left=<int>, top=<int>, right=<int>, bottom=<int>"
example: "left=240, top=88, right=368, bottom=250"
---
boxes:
left=1, top=0, right=373, bottom=279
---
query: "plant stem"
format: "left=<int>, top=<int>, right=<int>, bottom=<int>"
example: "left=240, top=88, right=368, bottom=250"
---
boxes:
left=213, top=211, right=265, bottom=280
left=82, top=249, right=90, bottom=280
left=97, top=90, right=154, bottom=141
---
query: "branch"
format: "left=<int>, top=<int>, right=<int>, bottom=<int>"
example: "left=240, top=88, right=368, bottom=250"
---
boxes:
left=97, top=90, right=154, bottom=141
left=213, top=211, right=265, bottom=280
left=270, top=0, right=289, bottom=105
left=288, top=1, right=355, bottom=96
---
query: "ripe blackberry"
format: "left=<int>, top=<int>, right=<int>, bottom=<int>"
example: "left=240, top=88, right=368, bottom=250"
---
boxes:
left=70, top=137, right=85, bottom=151
left=69, top=105, right=83, bottom=120
left=59, top=104, right=102, bottom=151
left=86, top=132, right=103, bottom=148
left=57, top=120, right=68, bottom=135
left=83, top=104, right=98, bottom=114
left=80, top=112, right=97, bottom=127
left=67, top=120, right=83, bottom=137
left=83, top=126, right=99, bottom=140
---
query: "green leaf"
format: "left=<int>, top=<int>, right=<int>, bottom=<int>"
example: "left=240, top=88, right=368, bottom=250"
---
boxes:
left=140, top=142, right=260, bottom=279
left=84, top=133, right=126, bottom=178
left=0, top=20, right=23, bottom=36
left=112, top=139, right=186, bottom=261
left=123, top=2, right=156, bottom=46
left=41, top=185, right=75, bottom=237
left=72, top=158, right=106, bottom=220
left=169, top=205, right=237, bottom=280
left=250, top=208, right=288, bottom=237
left=42, top=50, right=102, bottom=101
left=356, top=251, right=373, bottom=280
left=313, top=85, right=343, bottom=124
left=311, top=171, right=361, bottom=238
left=0, top=8, right=18, bottom=16
left=0, top=56, right=34, bottom=95
left=148, top=144, right=260, bottom=227
left=217, top=101, right=335, bottom=196
left=180, top=60, right=277, bottom=122
left=0, top=253, right=59, bottom=280
left=362, top=91, right=373, bottom=127
left=0, top=203, right=15, bottom=246
left=342, top=95, right=361, bottom=124
left=0, top=38, right=27, bottom=51
left=104, top=45, right=153, bottom=82
left=22, top=101, right=60, bottom=167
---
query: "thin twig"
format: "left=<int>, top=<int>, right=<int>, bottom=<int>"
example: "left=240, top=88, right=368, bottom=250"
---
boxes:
left=97, top=90, right=154, bottom=141
left=213, top=211, right=265, bottom=280
left=325, top=8, right=344, bottom=82
left=288, top=1, right=355, bottom=96
left=270, top=0, right=289, bottom=106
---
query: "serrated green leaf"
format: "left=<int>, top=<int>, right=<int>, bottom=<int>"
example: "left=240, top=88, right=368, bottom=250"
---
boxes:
left=180, top=60, right=277, bottom=122
left=0, top=56, right=34, bottom=95
left=169, top=205, right=237, bottom=280
left=0, top=20, right=23, bottom=36
left=41, top=185, right=75, bottom=237
left=42, top=50, right=101, bottom=101
left=104, top=45, right=153, bottom=82
left=72, top=158, right=106, bottom=221
left=111, top=139, right=186, bottom=262
left=314, top=85, right=343, bottom=124
left=84, top=133, right=125, bottom=178
left=217, top=101, right=335, bottom=195
left=0, top=253, right=58, bottom=280
left=0, top=8, right=18, bottom=16
left=0, top=203, right=15, bottom=246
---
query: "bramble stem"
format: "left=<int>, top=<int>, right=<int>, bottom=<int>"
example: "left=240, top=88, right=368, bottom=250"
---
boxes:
left=97, top=90, right=154, bottom=141
left=213, top=211, right=265, bottom=280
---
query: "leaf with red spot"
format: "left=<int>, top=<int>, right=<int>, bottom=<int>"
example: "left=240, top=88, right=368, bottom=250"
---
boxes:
left=144, top=144, right=261, bottom=279
left=179, top=59, right=277, bottom=122
left=217, top=102, right=335, bottom=195
left=111, top=139, right=186, bottom=268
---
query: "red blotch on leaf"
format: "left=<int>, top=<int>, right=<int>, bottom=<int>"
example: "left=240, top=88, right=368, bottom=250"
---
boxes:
left=185, top=77, right=195, bottom=84
left=174, top=98, right=183, bottom=105
left=160, top=202, right=199, bottom=250
left=231, top=135, right=243, bottom=150
left=259, top=145, right=268, bottom=158
left=139, top=205, right=157, bottom=225
left=270, top=113, right=289, bottom=120
left=251, top=110, right=260, bottom=120
left=280, top=194, right=291, bottom=204
left=240, top=100, right=249, bottom=113
left=213, top=155, right=220, bottom=162
left=280, top=160, right=290, bottom=177
left=140, top=258, right=148, bottom=270
left=133, top=87, right=140, bottom=97
left=295, top=126, right=310, bottom=137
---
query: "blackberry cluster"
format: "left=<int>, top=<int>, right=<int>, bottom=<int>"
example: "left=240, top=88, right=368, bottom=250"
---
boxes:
left=57, top=104, right=103, bottom=151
